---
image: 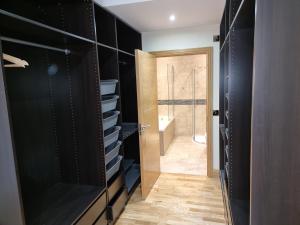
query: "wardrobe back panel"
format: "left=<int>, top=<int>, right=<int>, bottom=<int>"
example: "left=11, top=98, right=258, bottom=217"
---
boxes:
left=0, top=1, right=95, bottom=40
left=2, top=41, right=105, bottom=225
left=95, top=5, right=117, bottom=47
left=116, top=19, right=142, bottom=55
left=119, top=52, right=138, bottom=123
left=4, top=43, right=62, bottom=192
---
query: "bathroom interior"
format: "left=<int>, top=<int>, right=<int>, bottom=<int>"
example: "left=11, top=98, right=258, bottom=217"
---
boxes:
left=156, top=54, right=208, bottom=176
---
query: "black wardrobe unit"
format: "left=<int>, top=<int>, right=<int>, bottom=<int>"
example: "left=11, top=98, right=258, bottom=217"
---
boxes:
left=0, top=2, right=141, bottom=225
left=221, top=0, right=300, bottom=225
left=219, top=0, right=255, bottom=224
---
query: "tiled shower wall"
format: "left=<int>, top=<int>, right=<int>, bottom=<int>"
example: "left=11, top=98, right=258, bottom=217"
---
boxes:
left=157, top=54, right=207, bottom=137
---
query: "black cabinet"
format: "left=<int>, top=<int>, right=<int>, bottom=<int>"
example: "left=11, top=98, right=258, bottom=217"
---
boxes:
left=1, top=33, right=106, bottom=225
left=219, top=0, right=255, bottom=224
left=220, top=0, right=300, bottom=225
left=0, top=2, right=142, bottom=225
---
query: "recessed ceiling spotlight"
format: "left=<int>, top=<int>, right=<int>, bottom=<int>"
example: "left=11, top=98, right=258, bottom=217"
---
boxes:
left=169, top=14, right=176, bottom=22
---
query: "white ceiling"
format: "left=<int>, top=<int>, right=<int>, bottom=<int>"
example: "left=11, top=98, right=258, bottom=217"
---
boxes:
left=95, top=0, right=226, bottom=32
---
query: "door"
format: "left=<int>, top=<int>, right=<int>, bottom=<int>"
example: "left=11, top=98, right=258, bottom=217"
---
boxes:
left=135, top=50, right=160, bottom=199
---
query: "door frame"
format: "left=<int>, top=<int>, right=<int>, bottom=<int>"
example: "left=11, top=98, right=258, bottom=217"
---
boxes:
left=151, top=47, right=214, bottom=177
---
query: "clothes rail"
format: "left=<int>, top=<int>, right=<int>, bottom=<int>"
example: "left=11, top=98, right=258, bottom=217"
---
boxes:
left=0, top=36, right=71, bottom=55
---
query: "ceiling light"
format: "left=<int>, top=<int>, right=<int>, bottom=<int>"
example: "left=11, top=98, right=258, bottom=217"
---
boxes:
left=169, top=14, right=176, bottom=22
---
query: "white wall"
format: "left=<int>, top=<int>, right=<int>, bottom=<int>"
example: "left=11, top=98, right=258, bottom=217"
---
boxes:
left=142, top=24, right=220, bottom=170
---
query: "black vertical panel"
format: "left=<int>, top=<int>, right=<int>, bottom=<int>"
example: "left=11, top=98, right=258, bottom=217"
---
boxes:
left=66, top=44, right=106, bottom=186
left=220, top=11, right=226, bottom=47
left=251, top=0, right=300, bottom=224
left=228, top=27, right=253, bottom=201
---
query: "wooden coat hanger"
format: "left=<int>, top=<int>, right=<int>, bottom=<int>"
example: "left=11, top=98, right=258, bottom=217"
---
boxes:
left=3, top=53, right=29, bottom=68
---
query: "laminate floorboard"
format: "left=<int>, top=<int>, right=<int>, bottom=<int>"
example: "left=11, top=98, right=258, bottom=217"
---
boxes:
left=116, top=173, right=225, bottom=225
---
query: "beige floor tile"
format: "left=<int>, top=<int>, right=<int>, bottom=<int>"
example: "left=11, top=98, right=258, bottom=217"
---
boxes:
left=160, top=136, right=207, bottom=176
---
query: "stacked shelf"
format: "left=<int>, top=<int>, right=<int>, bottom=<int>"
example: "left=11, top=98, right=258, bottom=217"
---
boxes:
left=122, top=123, right=138, bottom=141
left=219, top=0, right=255, bottom=225
left=94, top=3, right=142, bottom=223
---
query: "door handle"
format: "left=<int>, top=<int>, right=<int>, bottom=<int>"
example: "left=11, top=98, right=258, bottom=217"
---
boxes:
left=139, top=124, right=151, bottom=135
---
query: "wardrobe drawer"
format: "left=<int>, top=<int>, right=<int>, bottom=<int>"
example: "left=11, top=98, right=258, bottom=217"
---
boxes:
left=76, top=192, right=107, bottom=225
left=108, top=189, right=128, bottom=221
left=108, top=174, right=124, bottom=201
left=94, top=211, right=108, bottom=225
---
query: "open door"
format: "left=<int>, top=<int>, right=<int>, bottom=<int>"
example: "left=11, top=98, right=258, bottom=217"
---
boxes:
left=135, top=50, right=160, bottom=199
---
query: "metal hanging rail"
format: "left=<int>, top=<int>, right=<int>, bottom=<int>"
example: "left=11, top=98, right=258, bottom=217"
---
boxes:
left=1, top=36, right=71, bottom=55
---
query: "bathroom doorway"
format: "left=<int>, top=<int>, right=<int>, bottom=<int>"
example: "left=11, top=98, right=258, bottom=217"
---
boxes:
left=153, top=48, right=213, bottom=177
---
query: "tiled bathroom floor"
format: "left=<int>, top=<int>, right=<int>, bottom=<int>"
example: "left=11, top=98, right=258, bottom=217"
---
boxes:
left=160, top=136, right=207, bottom=176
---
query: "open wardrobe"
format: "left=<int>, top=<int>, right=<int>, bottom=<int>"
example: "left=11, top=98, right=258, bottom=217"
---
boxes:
left=0, top=2, right=142, bottom=225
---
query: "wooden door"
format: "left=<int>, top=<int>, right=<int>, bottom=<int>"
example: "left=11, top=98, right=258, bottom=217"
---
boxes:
left=135, top=50, right=160, bottom=199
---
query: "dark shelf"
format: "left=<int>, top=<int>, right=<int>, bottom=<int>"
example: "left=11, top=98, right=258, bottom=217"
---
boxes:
left=123, top=159, right=134, bottom=172
left=27, top=183, right=104, bottom=225
left=231, top=199, right=250, bottom=225
left=125, top=164, right=140, bottom=193
left=122, top=123, right=138, bottom=141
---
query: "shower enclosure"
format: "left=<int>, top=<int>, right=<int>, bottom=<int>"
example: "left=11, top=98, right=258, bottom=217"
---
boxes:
left=157, top=55, right=207, bottom=144
left=192, top=66, right=207, bottom=144
left=166, top=64, right=175, bottom=120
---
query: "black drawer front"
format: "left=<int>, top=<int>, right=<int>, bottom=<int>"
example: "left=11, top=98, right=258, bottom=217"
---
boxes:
left=108, top=189, right=128, bottom=221
left=108, top=174, right=124, bottom=201
left=94, top=211, right=108, bottom=225
left=76, top=192, right=107, bottom=225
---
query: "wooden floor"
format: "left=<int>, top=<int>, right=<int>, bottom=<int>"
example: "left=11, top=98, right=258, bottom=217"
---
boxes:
left=160, top=136, right=207, bottom=176
left=116, top=173, right=226, bottom=225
